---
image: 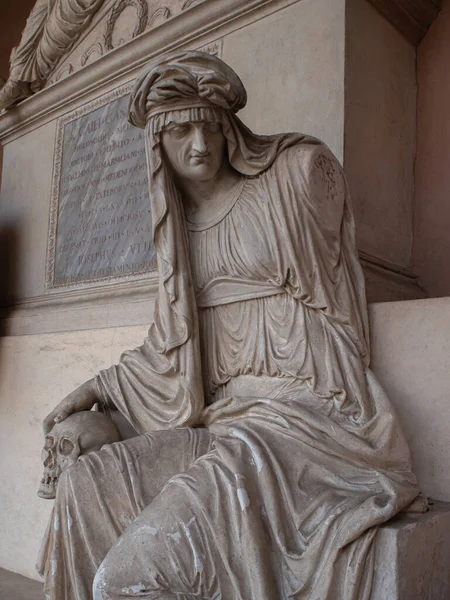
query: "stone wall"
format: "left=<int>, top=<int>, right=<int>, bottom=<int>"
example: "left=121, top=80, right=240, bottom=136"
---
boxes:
left=414, top=0, right=450, bottom=297
left=0, top=325, right=148, bottom=580
left=345, top=0, right=417, bottom=272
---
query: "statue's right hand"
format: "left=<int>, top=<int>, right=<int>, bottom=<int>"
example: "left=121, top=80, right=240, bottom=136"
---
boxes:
left=43, top=378, right=99, bottom=435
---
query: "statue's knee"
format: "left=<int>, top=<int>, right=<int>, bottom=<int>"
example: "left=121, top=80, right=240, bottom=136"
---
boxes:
left=93, top=561, right=169, bottom=600
left=93, top=562, right=110, bottom=600
left=92, top=549, right=142, bottom=599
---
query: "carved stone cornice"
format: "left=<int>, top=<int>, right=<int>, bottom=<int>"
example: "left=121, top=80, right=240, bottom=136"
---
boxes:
left=0, top=277, right=157, bottom=312
left=0, top=278, right=158, bottom=335
left=368, top=0, right=442, bottom=45
left=359, top=251, right=426, bottom=303
left=0, top=0, right=299, bottom=144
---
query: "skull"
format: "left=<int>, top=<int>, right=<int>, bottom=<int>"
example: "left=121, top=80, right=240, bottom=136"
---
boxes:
left=38, top=411, right=122, bottom=499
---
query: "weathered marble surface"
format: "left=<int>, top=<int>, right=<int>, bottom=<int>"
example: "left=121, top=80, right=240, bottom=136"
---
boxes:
left=3, top=295, right=450, bottom=582
left=4, top=504, right=450, bottom=599
left=38, top=50, right=422, bottom=600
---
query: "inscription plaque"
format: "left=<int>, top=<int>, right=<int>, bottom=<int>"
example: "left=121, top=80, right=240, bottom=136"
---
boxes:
left=47, top=84, right=156, bottom=289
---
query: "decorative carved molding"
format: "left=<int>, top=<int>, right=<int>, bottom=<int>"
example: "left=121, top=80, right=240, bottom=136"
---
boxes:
left=0, top=0, right=300, bottom=143
left=197, top=38, right=224, bottom=58
left=53, top=63, right=74, bottom=83
left=182, top=0, right=205, bottom=10
left=81, top=42, right=104, bottom=67
left=104, top=0, right=149, bottom=51
left=0, top=0, right=107, bottom=111
left=0, top=278, right=157, bottom=336
left=368, top=0, right=442, bottom=45
left=147, top=6, right=171, bottom=30
left=1, top=278, right=157, bottom=312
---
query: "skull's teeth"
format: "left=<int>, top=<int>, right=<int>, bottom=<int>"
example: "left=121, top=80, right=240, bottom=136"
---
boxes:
left=41, top=476, right=58, bottom=486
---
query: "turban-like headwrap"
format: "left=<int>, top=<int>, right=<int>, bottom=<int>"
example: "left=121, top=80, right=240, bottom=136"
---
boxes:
left=127, top=51, right=309, bottom=425
left=129, top=50, right=247, bottom=127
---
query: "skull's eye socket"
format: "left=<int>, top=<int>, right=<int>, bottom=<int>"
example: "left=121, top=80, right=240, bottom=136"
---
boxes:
left=44, top=436, right=54, bottom=450
left=59, top=438, right=75, bottom=456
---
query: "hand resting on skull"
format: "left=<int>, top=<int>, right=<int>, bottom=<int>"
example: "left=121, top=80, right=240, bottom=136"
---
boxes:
left=43, top=378, right=99, bottom=435
left=38, top=410, right=122, bottom=500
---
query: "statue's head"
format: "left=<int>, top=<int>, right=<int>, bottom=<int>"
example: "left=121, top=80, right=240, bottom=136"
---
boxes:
left=38, top=411, right=121, bottom=500
left=128, top=51, right=250, bottom=184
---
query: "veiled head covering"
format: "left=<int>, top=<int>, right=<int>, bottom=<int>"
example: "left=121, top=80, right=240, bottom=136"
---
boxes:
left=129, top=50, right=247, bottom=127
left=126, top=51, right=319, bottom=425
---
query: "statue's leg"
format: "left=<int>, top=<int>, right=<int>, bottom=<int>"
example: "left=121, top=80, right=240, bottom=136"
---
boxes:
left=92, top=447, right=237, bottom=600
left=40, top=427, right=212, bottom=600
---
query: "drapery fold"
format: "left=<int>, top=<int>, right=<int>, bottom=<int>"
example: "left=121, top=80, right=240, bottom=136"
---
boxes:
left=0, top=0, right=106, bottom=109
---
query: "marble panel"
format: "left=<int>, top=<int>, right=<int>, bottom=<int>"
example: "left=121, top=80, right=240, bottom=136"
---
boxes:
left=47, top=85, right=155, bottom=289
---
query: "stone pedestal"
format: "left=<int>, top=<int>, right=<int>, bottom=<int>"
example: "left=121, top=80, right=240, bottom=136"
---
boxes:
left=372, top=502, right=450, bottom=599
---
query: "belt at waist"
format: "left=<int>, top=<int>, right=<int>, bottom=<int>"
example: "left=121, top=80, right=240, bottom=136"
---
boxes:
left=196, top=277, right=284, bottom=308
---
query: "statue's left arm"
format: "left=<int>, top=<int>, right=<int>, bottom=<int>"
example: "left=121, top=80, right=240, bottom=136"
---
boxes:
left=266, top=141, right=370, bottom=363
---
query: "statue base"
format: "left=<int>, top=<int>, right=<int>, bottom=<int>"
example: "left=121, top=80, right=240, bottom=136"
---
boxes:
left=372, top=501, right=450, bottom=599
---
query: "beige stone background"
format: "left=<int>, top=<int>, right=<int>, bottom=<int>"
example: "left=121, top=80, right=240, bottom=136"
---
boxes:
left=414, top=0, right=450, bottom=298
left=0, top=0, right=450, bottom=582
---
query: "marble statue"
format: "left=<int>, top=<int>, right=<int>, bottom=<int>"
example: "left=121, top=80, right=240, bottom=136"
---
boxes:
left=0, top=0, right=105, bottom=111
left=39, top=51, right=421, bottom=600
left=38, top=411, right=122, bottom=500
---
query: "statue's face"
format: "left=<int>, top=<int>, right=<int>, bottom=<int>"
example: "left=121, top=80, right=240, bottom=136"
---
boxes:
left=161, top=120, right=226, bottom=182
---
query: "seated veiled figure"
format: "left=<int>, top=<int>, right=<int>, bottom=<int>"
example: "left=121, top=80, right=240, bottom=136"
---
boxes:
left=39, top=51, right=420, bottom=600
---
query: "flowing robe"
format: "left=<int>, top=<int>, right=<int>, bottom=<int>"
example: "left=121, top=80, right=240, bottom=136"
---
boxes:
left=0, top=0, right=106, bottom=110
left=38, top=142, right=419, bottom=600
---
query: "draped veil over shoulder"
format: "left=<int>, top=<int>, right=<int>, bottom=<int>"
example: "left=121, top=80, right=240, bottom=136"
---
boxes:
left=38, top=51, right=420, bottom=600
